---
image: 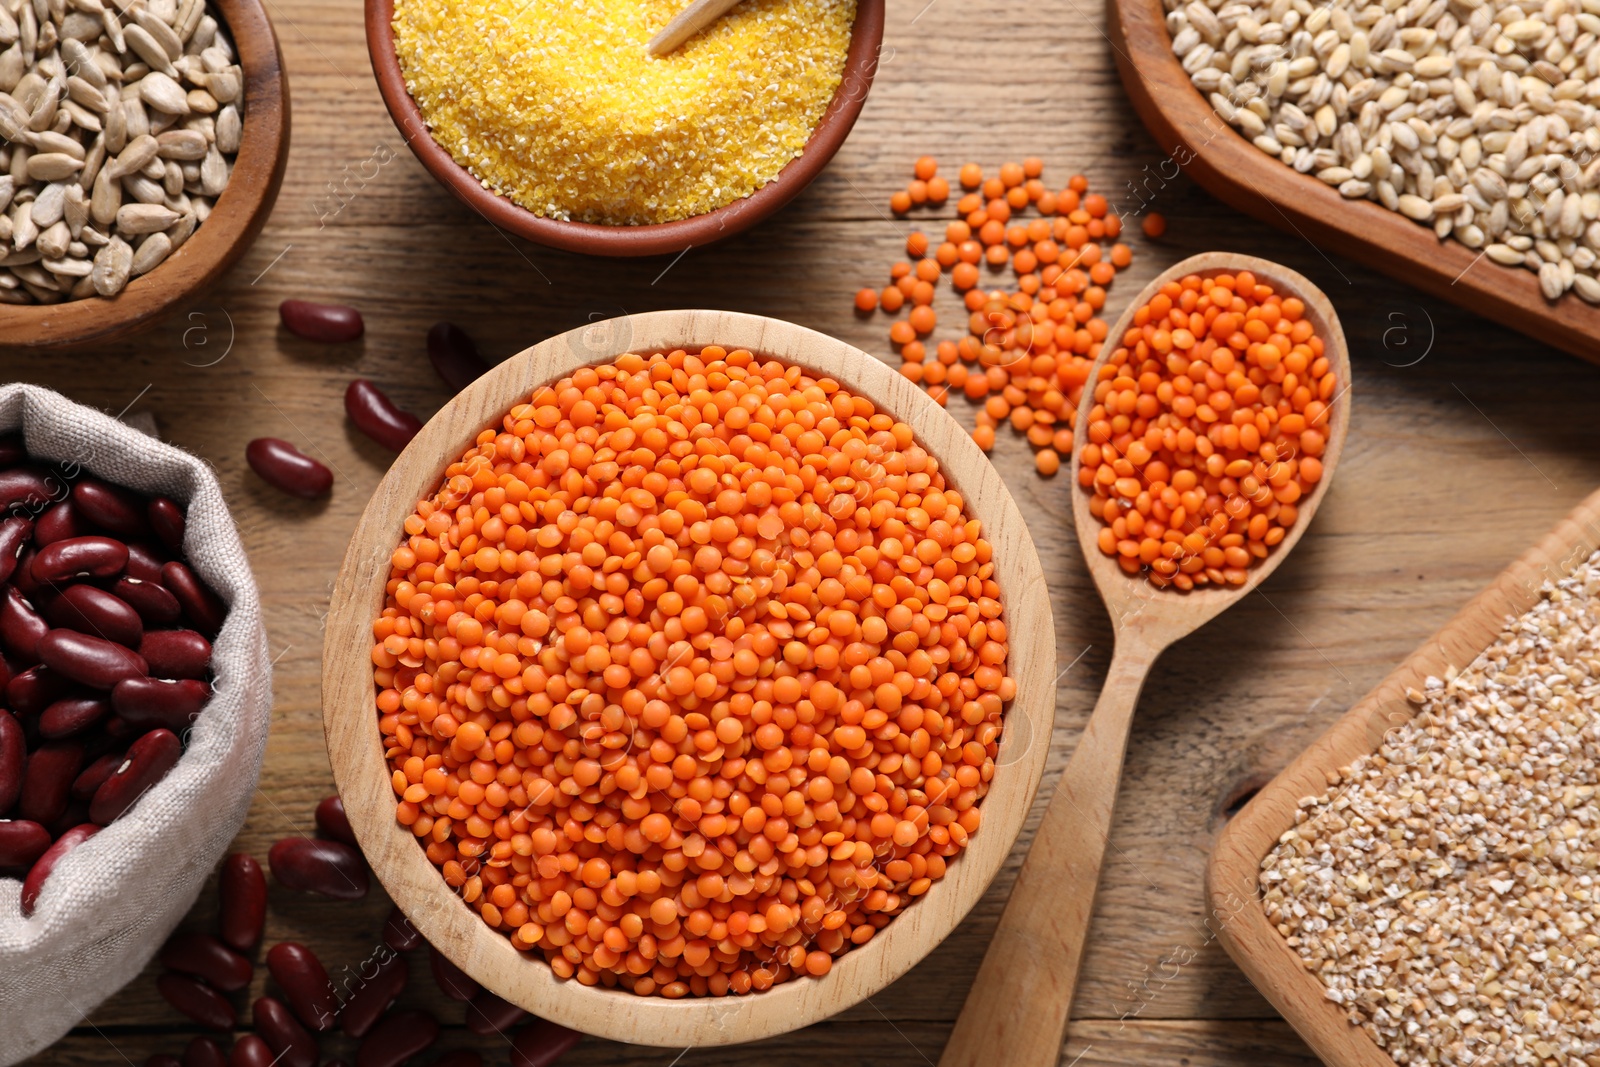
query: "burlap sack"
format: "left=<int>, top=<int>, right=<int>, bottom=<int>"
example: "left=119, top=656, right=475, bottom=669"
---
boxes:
left=0, top=384, right=271, bottom=1063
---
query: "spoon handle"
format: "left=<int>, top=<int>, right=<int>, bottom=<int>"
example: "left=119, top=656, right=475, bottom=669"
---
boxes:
left=646, top=0, right=745, bottom=56
left=939, top=639, right=1157, bottom=1067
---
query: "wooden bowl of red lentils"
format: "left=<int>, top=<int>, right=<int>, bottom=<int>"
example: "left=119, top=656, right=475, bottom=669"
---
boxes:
left=323, top=310, right=1056, bottom=1045
left=364, top=0, right=885, bottom=257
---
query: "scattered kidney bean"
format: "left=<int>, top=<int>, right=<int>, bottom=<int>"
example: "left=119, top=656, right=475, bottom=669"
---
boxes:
left=246, top=438, right=333, bottom=500
left=1, top=586, right=50, bottom=661
left=510, top=1018, right=583, bottom=1067
left=46, top=584, right=144, bottom=648
left=32, top=535, right=129, bottom=582
left=123, top=541, right=167, bottom=583
left=162, top=562, right=226, bottom=637
left=356, top=1009, right=439, bottom=1067
left=89, top=727, right=181, bottom=824
left=112, top=677, right=211, bottom=731
left=427, top=321, right=489, bottom=392
left=71, top=752, right=126, bottom=800
left=39, top=696, right=112, bottom=739
left=466, top=988, right=528, bottom=1035
left=252, top=996, right=319, bottom=1067
left=19, top=740, right=84, bottom=824
left=182, top=1037, right=228, bottom=1067
left=114, top=577, right=184, bottom=627
left=73, top=479, right=151, bottom=538
left=314, top=794, right=357, bottom=847
left=269, top=837, right=369, bottom=900
left=21, top=823, right=96, bottom=915
left=280, top=299, right=364, bottom=343
left=339, top=952, right=408, bottom=1039
left=266, top=942, right=341, bottom=1031
left=229, top=1035, right=274, bottom=1067
left=140, top=629, right=212, bottom=680
left=429, top=945, right=480, bottom=1002
left=38, top=628, right=148, bottom=689
left=148, top=497, right=186, bottom=554
left=0, top=710, right=23, bottom=813
left=8, top=664, right=70, bottom=714
left=345, top=380, right=424, bottom=453
left=34, top=501, right=88, bottom=546
left=161, top=932, right=254, bottom=992
left=0, top=516, right=32, bottom=583
left=0, top=818, right=52, bottom=868
left=219, top=852, right=267, bottom=953
left=157, top=972, right=237, bottom=1030
left=383, top=906, right=423, bottom=952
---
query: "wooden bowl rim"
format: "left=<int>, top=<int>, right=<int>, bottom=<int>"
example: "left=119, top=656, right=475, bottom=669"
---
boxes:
left=0, top=0, right=290, bottom=349
left=1207, top=485, right=1600, bottom=1067
left=322, top=309, right=1057, bottom=1046
left=1068, top=251, right=1352, bottom=639
left=363, top=0, right=885, bottom=257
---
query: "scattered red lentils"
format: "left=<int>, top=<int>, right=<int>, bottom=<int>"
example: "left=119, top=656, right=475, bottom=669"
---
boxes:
left=374, top=347, right=1016, bottom=999
left=1078, top=271, right=1335, bottom=590
left=1142, top=213, right=1167, bottom=240
left=858, top=158, right=1134, bottom=476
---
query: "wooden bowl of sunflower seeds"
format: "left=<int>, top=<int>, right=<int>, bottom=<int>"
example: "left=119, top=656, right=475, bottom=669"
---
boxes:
left=0, top=0, right=288, bottom=349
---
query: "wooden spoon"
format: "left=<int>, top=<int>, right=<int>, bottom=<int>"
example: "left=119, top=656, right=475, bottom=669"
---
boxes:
left=938, top=252, right=1352, bottom=1067
left=646, top=0, right=744, bottom=55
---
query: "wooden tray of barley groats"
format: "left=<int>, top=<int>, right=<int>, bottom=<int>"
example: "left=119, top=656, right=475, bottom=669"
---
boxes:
left=1208, top=483, right=1600, bottom=1067
left=1107, top=0, right=1600, bottom=363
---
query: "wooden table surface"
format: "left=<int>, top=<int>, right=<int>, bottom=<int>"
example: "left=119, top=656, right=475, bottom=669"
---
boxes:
left=13, top=0, right=1600, bottom=1064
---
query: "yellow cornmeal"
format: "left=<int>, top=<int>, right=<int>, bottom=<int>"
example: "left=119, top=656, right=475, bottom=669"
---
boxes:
left=392, top=0, right=857, bottom=226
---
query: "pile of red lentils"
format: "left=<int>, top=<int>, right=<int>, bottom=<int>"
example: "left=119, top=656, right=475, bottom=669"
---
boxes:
left=372, top=347, right=1015, bottom=998
left=856, top=157, right=1163, bottom=477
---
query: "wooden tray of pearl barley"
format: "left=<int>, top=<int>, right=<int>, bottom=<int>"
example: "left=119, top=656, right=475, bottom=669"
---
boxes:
left=1208, top=483, right=1600, bottom=1067
left=1108, top=0, right=1600, bottom=362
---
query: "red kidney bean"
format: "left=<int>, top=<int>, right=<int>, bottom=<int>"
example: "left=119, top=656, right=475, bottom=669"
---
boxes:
left=0, top=515, right=32, bottom=583
left=383, top=905, right=423, bottom=951
left=429, top=945, right=481, bottom=1002
left=32, top=535, right=130, bottom=582
left=247, top=438, right=333, bottom=500
left=281, top=299, right=364, bottom=343
left=315, top=794, right=357, bottom=847
left=73, top=479, right=151, bottom=538
left=148, top=497, right=186, bottom=553
left=146, top=1055, right=182, bottom=1067
left=71, top=751, right=125, bottom=800
left=34, top=501, right=88, bottom=546
left=161, top=932, right=254, bottom=992
left=1, top=586, right=50, bottom=662
left=39, top=696, right=111, bottom=739
left=0, top=709, right=22, bottom=814
left=267, top=941, right=341, bottom=1031
left=219, top=852, right=267, bottom=953
left=252, top=996, right=319, bottom=1067
left=47, top=584, right=144, bottom=648
left=0, top=654, right=11, bottom=695
left=12, top=546, right=42, bottom=595
left=430, top=1054, right=484, bottom=1067
left=140, top=629, right=211, bottom=679
left=0, top=434, right=25, bottom=466
left=356, top=1009, right=439, bottom=1067
left=345, top=380, right=423, bottom=452
left=339, top=952, right=408, bottom=1039
left=0, top=818, right=51, bottom=868
left=8, top=664, right=70, bottom=714
left=38, top=628, right=148, bottom=689
left=229, top=1036, right=274, bottom=1067
left=21, top=821, right=97, bottom=914
left=427, top=321, right=489, bottom=392
left=269, top=837, right=369, bottom=900
left=112, top=677, right=211, bottom=731
left=162, top=562, right=226, bottom=637
left=114, top=577, right=183, bottom=627
left=90, top=727, right=180, bottom=824
left=466, top=988, right=528, bottom=1036
left=0, top=467, right=53, bottom=511
left=510, top=1018, right=581, bottom=1067
left=182, top=1037, right=228, bottom=1067
left=20, top=740, right=83, bottom=824
left=123, top=541, right=167, bottom=583
left=157, top=972, right=236, bottom=1030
